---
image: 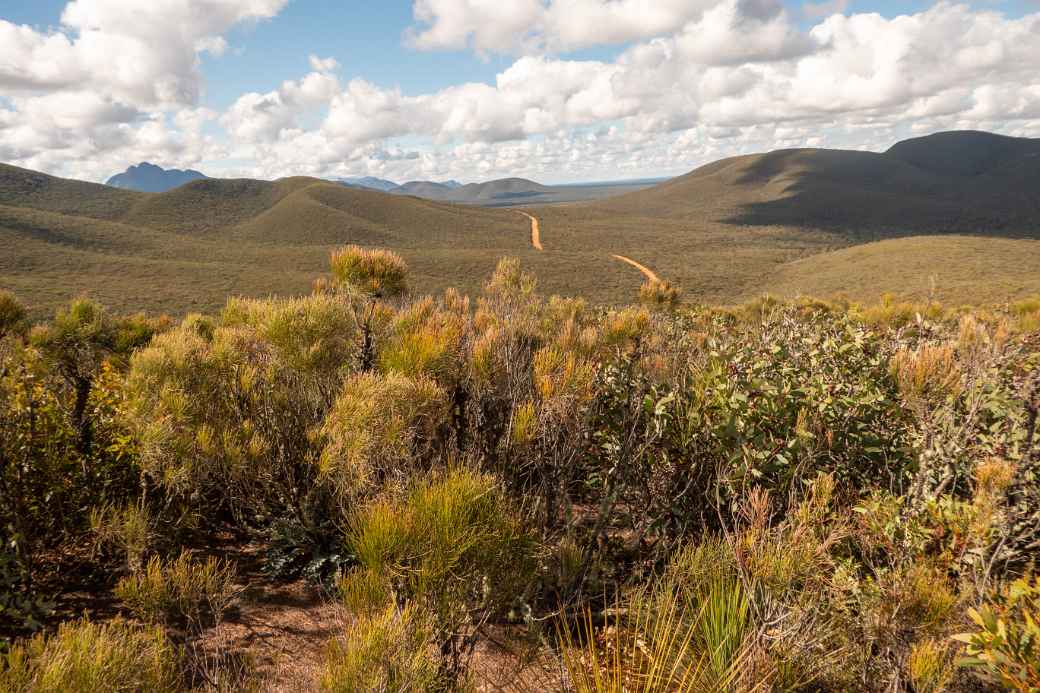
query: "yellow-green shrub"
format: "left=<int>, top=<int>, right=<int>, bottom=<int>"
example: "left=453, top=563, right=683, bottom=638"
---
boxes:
left=115, top=551, right=235, bottom=633
left=907, top=638, right=955, bottom=693
left=341, top=468, right=533, bottom=676
left=639, top=280, right=682, bottom=309
left=318, top=605, right=439, bottom=692
left=318, top=372, right=448, bottom=500
left=329, top=245, right=408, bottom=298
left=90, top=502, right=153, bottom=572
left=377, top=297, right=466, bottom=385
left=0, top=618, right=182, bottom=692
left=127, top=295, right=356, bottom=516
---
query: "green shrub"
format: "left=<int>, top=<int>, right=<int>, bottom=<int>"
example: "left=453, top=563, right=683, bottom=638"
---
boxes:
left=0, top=617, right=182, bottom=692
left=318, top=371, right=448, bottom=501
left=115, top=551, right=235, bottom=634
left=329, top=246, right=408, bottom=298
left=127, top=295, right=356, bottom=521
left=342, top=468, right=533, bottom=681
left=0, top=290, right=27, bottom=341
left=956, top=573, right=1040, bottom=690
left=90, top=502, right=153, bottom=572
left=557, top=579, right=759, bottom=693
left=319, top=605, right=440, bottom=692
left=377, top=297, right=466, bottom=386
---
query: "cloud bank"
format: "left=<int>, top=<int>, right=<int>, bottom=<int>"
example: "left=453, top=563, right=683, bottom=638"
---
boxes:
left=1, top=0, right=1038, bottom=183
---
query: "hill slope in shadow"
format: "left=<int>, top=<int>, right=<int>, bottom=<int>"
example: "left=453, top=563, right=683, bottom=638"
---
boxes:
left=588, top=130, right=1040, bottom=238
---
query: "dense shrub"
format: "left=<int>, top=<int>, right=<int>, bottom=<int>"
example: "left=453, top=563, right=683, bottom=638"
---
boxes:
left=127, top=295, right=357, bottom=521
left=329, top=245, right=408, bottom=298
left=319, top=605, right=440, bottom=692
left=115, top=551, right=235, bottom=634
left=318, top=371, right=448, bottom=502
left=5, top=259, right=1040, bottom=691
left=0, top=618, right=182, bottom=692
left=341, top=468, right=534, bottom=682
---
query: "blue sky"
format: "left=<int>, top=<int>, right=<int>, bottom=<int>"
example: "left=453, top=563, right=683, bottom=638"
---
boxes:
left=1, top=1, right=1038, bottom=183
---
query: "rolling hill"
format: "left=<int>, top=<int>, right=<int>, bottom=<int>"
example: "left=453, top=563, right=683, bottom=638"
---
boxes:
left=3, top=130, right=1040, bottom=317
left=588, top=131, right=1040, bottom=237
left=525, top=130, right=1040, bottom=304
left=0, top=163, right=552, bottom=317
left=106, top=162, right=208, bottom=193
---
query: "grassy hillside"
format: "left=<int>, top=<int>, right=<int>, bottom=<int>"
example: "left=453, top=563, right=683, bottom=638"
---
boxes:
left=759, top=235, right=1040, bottom=304
left=4, top=130, right=1040, bottom=317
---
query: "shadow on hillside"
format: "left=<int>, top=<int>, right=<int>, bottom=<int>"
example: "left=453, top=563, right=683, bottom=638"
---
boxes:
left=722, top=151, right=1040, bottom=241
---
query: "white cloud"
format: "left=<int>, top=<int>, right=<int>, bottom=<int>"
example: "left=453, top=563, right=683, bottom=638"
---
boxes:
left=1, top=0, right=287, bottom=106
left=0, top=0, right=286, bottom=179
left=2, top=1, right=1040, bottom=184
left=407, top=0, right=726, bottom=55
left=309, top=55, right=340, bottom=73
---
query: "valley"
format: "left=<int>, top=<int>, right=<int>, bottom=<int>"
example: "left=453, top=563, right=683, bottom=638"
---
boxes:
left=3, top=130, right=1040, bottom=318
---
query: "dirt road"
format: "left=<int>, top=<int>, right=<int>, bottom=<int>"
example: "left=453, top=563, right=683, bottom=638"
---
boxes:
left=518, top=212, right=543, bottom=251
left=611, top=254, right=661, bottom=283
left=517, top=211, right=663, bottom=284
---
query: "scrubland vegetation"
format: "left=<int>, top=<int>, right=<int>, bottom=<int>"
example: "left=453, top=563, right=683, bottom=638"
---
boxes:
left=1, top=247, right=1039, bottom=691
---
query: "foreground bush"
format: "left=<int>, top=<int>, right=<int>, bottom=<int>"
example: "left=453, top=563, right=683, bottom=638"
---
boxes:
left=127, top=295, right=357, bottom=523
left=318, top=371, right=448, bottom=502
left=958, top=573, right=1040, bottom=690
left=115, top=551, right=236, bottom=634
left=319, top=605, right=440, bottom=692
left=341, top=468, right=534, bottom=682
left=0, top=618, right=182, bottom=692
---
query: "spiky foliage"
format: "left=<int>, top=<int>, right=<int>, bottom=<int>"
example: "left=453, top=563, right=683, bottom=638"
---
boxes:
left=115, top=551, right=236, bottom=634
left=341, top=468, right=533, bottom=682
left=318, top=371, right=448, bottom=501
left=319, top=605, right=440, bottom=693
left=329, top=245, right=408, bottom=298
left=638, top=279, right=682, bottom=309
left=0, top=618, right=182, bottom=692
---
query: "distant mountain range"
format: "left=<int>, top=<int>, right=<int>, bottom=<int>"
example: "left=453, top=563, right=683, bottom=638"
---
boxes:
left=339, top=177, right=463, bottom=193
left=106, top=163, right=208, bottom=193
left=336, top=176, right=400, bottom=192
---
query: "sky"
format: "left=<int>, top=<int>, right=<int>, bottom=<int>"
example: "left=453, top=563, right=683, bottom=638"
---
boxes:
left=1, top=1, right=1039, bottom=184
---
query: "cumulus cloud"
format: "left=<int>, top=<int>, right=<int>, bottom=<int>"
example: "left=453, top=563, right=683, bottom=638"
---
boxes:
left=408, top=0, right=747, bottom=55
left=0, top=0, right=286, bottom=179
left=1, top=0, right=287, bottom=106
left=223, top=70, right=341, bottom=142
left=3, top=0, right=1040, bottom=184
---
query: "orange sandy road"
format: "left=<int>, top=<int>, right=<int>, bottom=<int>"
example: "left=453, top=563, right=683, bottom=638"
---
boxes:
left=518, top=211, right=543, bottom=251
left=611, top=254, right=661, bottom=283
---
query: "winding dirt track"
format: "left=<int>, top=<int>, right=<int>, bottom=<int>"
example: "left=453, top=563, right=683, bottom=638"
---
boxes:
left=519, top=211, right=662, bottom=283
left=518, top=212, right=544, bottom=251
left=611, top=254, right=661, bottom=283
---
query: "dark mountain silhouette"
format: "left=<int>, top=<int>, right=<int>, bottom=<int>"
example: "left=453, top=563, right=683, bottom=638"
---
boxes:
left=106, top=162, right=208, bottom=193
